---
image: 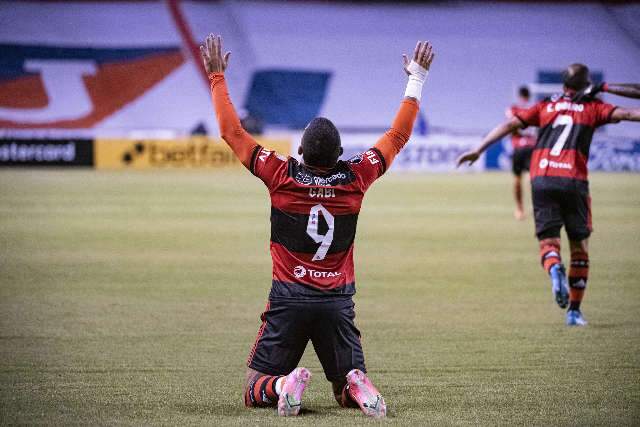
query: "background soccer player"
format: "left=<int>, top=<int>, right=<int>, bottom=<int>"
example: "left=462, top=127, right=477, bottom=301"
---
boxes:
left=457, top=64, right=640, bottom=326
left=507, top=86, right=536, bottom=220
left=200, top=34, right=434, bottom=417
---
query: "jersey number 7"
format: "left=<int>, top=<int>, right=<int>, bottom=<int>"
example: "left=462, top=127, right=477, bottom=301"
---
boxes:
left=549, top=114, right=574, bottom=156
left=306, top=204, right=335, bottom=261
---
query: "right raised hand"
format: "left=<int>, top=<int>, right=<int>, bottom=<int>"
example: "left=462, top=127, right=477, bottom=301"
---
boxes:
left=200, top=34, right=231, bottom=74
left=456, top=150, right=480, bottom=168
left=403, top=41, right=435, bottom=75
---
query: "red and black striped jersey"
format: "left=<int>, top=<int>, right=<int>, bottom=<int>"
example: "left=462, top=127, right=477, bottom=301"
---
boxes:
left=514, top=94, right=617, bottom=184
left=208, top=73, right=418, bottom=301
left=249, top=145, right=386, bottom=301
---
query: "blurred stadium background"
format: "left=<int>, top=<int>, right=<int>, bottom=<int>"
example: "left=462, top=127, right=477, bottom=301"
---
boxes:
left=1, top=1, right=639, bottom=425
left=1, top=0, right=639, bottom=169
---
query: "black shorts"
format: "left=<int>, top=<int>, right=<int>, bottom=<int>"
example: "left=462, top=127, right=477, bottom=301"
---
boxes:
left=247, top=298, right=366, bottom=382
left=532, top=181, right=592, bottom=241
left=512, top=147, right=533, bottom=176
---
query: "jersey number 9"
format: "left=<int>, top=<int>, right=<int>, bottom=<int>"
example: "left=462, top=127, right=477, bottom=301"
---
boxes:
left=306, top=204, right=335, bottom=261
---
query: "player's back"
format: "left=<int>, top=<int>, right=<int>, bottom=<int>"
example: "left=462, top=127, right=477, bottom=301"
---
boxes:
left=249, top=145, right=387, bottom=302
left=516, top=94, right=617, bottom=188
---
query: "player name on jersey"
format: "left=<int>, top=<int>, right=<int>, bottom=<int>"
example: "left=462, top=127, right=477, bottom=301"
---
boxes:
left=514, top=94, right=617, bottom=184
left=309, top=187, right=336, bottom=198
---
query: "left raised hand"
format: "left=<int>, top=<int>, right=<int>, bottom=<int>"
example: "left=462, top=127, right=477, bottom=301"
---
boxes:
left=200, top=34, right=231, bottom=74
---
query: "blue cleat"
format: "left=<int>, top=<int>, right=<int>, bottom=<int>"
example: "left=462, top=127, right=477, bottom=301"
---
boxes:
left=566, top=309, right=588, bottom=326
left=549, top=264, right=569, bottom=309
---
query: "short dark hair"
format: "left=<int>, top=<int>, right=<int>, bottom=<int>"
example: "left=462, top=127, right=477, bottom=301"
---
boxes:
left=300, top=117, right=341, bottom=167
left=518, top=86, right=530, bottom=99
left=563, top=63, right=591, bottom=91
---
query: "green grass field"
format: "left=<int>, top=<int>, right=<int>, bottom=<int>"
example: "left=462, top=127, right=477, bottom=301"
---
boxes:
left=1, top=170, right=639, bottom=425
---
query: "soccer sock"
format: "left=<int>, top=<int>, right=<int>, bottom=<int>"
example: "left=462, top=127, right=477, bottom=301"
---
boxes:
left=539, top=240, right=562, bottom=273
left=568, top=249, right=589, bottom=311
left=275, top=377, right=284, bottom=395
left=244, top=375, right=284, bottom=407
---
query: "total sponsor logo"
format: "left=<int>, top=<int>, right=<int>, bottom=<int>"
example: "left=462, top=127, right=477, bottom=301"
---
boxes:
left=538, top=158, right=572, bottom=170
left=293, top=265, right=342, bottom=279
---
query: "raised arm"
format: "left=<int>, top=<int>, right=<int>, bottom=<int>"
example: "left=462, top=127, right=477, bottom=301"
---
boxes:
left=374, top=41, right=434, bottom=167
left=611, top=107, right=640, bottom=122
left=605, top=83, right=640, bottom=121
left=571, top=82, right=640, bottom=122
left=573, top=82, right=640, bottom=102
left=456, top=116, right=524, bottom=167
left=200, top=34, right=258, bottom=169
left=605, top=83, right=640, bottom=100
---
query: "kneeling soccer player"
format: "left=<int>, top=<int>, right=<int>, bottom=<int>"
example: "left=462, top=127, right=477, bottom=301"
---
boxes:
left=457, top=64, right=640, bottom=326
left=200, top=34, right=434, bottom=416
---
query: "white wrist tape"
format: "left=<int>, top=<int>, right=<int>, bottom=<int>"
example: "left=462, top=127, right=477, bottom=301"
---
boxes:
left=404, top=60, right=429, bottom=101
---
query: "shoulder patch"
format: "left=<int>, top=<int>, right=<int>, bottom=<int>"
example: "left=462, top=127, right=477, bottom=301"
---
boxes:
left=348, top=153, right=363, bottom=164
left=257, top=148, right=272, bottom=163
left=364, top=150, right=380, bottom=165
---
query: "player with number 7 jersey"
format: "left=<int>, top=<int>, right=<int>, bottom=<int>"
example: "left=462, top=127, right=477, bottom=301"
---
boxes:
left=200, top=34, right=435, bottom=418
left=520, top=94, right=615, bottom=182
left=457, top=63, right=640, bottom=327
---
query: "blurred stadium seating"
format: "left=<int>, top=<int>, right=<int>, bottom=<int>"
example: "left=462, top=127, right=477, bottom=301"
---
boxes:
left=0, top=1, right=639, bottom=170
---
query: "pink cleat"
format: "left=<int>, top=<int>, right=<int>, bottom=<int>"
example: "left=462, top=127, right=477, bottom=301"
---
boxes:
left=277, top=367, right=311, bottom=416
left=346, top=369, right=386, bottom=418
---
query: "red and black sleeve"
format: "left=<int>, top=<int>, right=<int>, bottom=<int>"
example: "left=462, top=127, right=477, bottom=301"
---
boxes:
left=514, top=101, right=543, bottom=128
left=593, top=101, right=619, bottom=126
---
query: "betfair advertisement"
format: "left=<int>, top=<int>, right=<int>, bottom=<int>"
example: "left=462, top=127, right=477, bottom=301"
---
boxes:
left=94, top=138, right=291, bottom=170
